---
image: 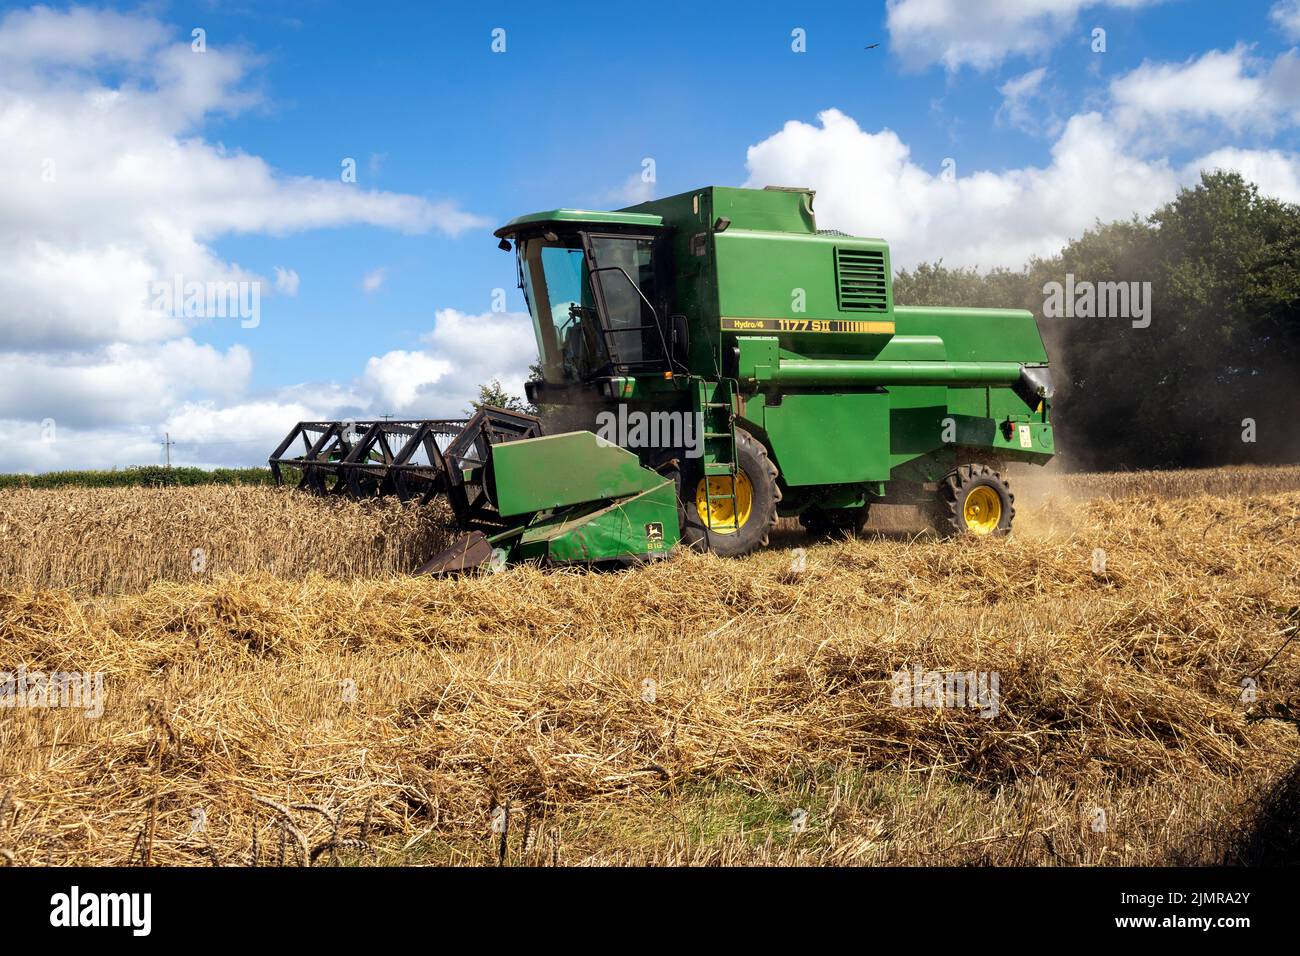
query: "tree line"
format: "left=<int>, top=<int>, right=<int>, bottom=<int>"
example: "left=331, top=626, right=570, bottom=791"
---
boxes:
left=894, top=172, right=1300, bottom=470
left=0, top=465, right=276, bottom=490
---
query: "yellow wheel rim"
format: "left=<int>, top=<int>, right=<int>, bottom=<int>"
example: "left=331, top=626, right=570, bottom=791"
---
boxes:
left=695, top=470, right=753, bottom=534
left=962, top=485, right=1002, bottom=535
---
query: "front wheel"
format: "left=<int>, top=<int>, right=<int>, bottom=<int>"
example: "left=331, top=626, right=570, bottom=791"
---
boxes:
left=679, top=429, right=781, bottom=558
left=936, top=464, right=1015, bottom=536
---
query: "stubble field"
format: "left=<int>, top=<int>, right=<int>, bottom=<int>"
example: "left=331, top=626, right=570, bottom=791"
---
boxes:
left=1, top=466, right=1297, bottom=866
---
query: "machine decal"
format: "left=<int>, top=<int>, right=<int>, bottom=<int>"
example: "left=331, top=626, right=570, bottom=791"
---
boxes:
left=721, top=317, right=895, bottom=334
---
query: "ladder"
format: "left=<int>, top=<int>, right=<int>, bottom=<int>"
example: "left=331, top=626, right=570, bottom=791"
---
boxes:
left=695, top=378, right=741, bottom=532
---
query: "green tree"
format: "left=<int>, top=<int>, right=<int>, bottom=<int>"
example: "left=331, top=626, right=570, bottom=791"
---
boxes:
left=894, top=172, right=1300, bottom=469
left=466, top=378, right=536, bottom=416
left=894, top=261, right=1040, bottom=311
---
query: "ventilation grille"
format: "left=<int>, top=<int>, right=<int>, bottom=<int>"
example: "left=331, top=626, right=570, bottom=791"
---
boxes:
left=834, top=247, right=888, bottom=312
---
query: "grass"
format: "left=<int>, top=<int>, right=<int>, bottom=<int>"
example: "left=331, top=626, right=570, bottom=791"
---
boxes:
left=0, top=464, right=1298, bottom=866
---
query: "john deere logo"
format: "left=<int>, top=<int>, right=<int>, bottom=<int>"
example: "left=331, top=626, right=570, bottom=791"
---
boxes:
left=645, top=523, right=664, bottom=548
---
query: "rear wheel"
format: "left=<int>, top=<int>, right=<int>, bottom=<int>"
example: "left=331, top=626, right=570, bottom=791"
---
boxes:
left=936, top=464, right=1015, bottom=536
left=679, top=429, right=780, bottom=557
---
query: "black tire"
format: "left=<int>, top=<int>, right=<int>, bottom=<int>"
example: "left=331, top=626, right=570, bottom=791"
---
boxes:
left=679, top=429, right=781, bottom=557
left=936, top=464, right=1015, bottom=536
left=799, top=504, right=870, bottom=538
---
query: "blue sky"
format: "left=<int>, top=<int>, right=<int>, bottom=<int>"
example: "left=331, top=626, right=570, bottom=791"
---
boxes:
left=1, top=0, right=1297, bottom=469
left=207, top=0, right=1295, bottom=390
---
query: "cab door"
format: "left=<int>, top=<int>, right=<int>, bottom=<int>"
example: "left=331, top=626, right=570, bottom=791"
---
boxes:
left=583, top=233, right=669, bottom=373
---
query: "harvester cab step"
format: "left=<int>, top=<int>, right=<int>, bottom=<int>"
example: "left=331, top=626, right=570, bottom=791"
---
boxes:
left=694, top=378, right=742, bottom=532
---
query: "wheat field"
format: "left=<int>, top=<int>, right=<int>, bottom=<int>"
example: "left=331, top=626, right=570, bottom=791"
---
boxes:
left=0, top=465, right=1298, bottom=866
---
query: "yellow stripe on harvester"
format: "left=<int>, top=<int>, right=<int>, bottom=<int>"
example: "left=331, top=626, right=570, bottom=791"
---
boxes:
left=721, top=317, right=895, bottom=334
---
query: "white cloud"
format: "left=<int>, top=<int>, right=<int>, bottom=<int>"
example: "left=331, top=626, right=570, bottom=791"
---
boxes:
left=361, top=267, right=388, bottom=294
left=274, top=267, right=300, bottom=296
left=22, top=307, right=539, bottom=469
left=1000, top=66, right=1048, bottom=101
left=745, top=108, right=1166, bottom=268
left=420, top=308, right=535, bottom=370
left=1112, top=47, right=1261, bottom=122
left=599, top=171, right=655, bottom=207
left=0, top=5, right=490, bottom=471
left=0, top=420, right=169, bottom=472
left=364, top=308, right=536, bottom=415
left=0, top=304, right=541, bottom=469
left=997, top=67, right=1051, bottom=132
left=0, top=388, right=350, bottom=472
left=163, top=397, right=344, bottom=468
left=1195, top=146, right=1300, bottom=203
left=0, top=6, right=482, bottom=348
left=0, top=304, right=536, bottom=472
left=743, top=98, right=1300, bottom=270
left=143, top=309, right=532, bottom=467
left=0, top=340, right=251, bottom=430
left=1272, top=1, right=1300, bottom=41
left=0, top=5, right=170, bottom=67
left=1110, top=45, right=1300, bottom=139
left=363, top=350, right=453, bottom=410
left=886, top=0, right=1166, bottom=71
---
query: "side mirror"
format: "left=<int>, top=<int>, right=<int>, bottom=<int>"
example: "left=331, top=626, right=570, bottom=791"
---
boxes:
left=670, top=314, right=689, bottom=364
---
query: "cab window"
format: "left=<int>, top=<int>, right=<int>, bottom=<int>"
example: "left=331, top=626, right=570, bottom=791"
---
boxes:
left=587, top=235, right=659, bottom=368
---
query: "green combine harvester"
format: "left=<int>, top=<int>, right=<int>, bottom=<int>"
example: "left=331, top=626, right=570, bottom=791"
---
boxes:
left=270, top=186, right=1055, bottom=572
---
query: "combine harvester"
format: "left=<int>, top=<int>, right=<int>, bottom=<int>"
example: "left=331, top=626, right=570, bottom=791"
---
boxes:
left=270, top=186, right=1055, bottom=572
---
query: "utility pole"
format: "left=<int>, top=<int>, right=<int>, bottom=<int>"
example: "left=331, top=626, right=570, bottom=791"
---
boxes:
left=162, top=432, right=175, bottom=468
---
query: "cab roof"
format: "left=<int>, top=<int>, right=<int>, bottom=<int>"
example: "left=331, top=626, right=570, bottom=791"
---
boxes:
left=494, top=208, right=664, bottom=238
